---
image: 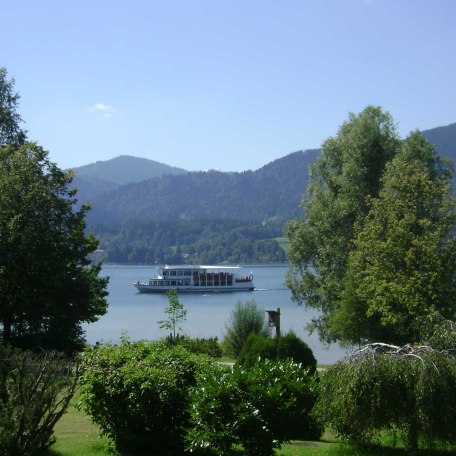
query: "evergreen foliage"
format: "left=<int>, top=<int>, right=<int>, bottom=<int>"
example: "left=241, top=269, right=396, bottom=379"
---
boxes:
left=92, top=218, right=287, bottom=264
left=237, top=331, right=317, bottom=374
left=222, top=300, right=270, bottom=358
left=85, top=150, right=320, bottom=225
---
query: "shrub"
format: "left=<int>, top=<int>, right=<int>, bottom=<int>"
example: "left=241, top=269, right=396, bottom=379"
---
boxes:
left=78, top=340, right=221, bottom=455
left=187, top=358, right=322, bottom=456
left=317, top=343, right=456, bottom=453
left=237, top=331, right=317, bottom=374
left=222, top=300, right=270, bottom=358
left=0, top=345, right=78, bottom=455
left=163, top=334, right=223, bottom=358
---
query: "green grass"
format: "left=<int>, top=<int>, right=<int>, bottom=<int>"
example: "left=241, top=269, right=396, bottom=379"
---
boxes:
left=47, top=401, right=109, bottom=456
left=46, top=405, right=456, bottom=456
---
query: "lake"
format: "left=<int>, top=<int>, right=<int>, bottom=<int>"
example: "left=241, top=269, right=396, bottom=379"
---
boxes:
left=83, top=264, right=348, bottom=364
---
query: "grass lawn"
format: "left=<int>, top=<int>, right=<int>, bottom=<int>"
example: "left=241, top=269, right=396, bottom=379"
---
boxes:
left=47, top=404, right=456, bottom=456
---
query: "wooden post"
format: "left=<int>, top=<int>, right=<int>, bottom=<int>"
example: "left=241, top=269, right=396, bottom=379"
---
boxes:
left=266, top=308, right=281, bottom=337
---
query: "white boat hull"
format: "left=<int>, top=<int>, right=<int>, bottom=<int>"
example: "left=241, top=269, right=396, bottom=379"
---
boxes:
left=134, top=265, right=255, bottom=293
left=134, top=283, right=254, bottom=293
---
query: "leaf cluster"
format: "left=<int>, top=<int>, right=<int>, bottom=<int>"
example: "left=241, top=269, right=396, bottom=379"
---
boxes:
left=187, top=358, right=322, bottom=456
left=237, top=331, right=317, bottom=375
left=78, top=340, right=220, bottom=455
left=91, top=218, right=287, bottom=264
left=222, top=300, right=270, bottom=358
left=317, top=345, right=456, bottom=453
left=0, top=143, right=108, bottom=352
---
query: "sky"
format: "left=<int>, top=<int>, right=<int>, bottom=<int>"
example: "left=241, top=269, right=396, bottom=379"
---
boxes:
left=2, top=0, right=456, bottom=172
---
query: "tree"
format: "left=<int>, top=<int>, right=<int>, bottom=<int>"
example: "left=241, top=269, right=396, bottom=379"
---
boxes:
left=317, top=344, right=456, bottom=453
left=222, top=300, right=270, bottom=357
left=286, top=106, right=401, bottom=342
left=0, top=67, right=26, bottom=146
left=0, top=143, right=109, bottom=351
left=0, top=345, right=79, bottom=454
left=331, top=132, right=456, bottom=345
left=158, top=289, right=187, bottom=339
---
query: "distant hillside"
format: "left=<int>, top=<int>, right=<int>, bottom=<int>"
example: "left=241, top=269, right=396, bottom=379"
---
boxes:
left=86, top=149, right=320, bottom=225
left=70, top=155, right=187, bottom=186
left=70, top=175, right=120, bottom=205
left=422, top=122, right=456, bottom=161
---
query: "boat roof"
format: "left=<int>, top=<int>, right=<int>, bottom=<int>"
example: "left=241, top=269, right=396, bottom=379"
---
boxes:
left=162, top=264, right=243, bottom=270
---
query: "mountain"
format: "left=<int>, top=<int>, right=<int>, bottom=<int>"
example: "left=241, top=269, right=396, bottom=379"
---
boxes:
left=422, top=122, right=456, bottom=161
left=69, top=155, right=188, bottom=206
left=70, top=155, right=187, bottom=185
left=86, top=149, right=320, bottom=225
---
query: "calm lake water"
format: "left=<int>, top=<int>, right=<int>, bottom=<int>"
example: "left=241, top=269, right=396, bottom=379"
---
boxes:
left=83, top=264, right=348, bottom=364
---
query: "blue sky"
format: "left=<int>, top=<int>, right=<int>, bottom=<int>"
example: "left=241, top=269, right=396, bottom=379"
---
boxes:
left=3, top=0, right=455, bottom=172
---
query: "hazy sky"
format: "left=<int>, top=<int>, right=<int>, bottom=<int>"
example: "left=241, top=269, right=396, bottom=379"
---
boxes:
left=3, top=0, right=455, bottom=171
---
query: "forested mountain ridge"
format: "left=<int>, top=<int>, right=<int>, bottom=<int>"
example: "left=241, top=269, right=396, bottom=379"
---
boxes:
left=422, top=122, right=456, bottom=159
left=70, top=155, right=188, bottom=203
left=86, top=149, right=320, bottom=225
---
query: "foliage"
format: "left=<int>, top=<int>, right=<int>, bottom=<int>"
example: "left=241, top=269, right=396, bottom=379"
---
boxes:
left=78, top=340, right=220, bottom=455
left=0, top=143, right=108, bottom=352
left=331, top=132, right=456, bottom=345
left=0, top=345, right=78, bottom=456
left=163, top=334, right=223, bottom=358
left=91, top=218, right=288, bottom=264
left=317, top=344, right=456, bottom=454
left=0, top=67, right=26, bottom=146
left=187, top=358, right=322, bottom=456
left=86, top=150, right=320, bottom=225
left=286, top=106, right=401, bottom=343
left=222, top=300, right=270, bottom=358
left=158, top=289, right=187, bottom=339
left=237, top=331, right=317, bottom=374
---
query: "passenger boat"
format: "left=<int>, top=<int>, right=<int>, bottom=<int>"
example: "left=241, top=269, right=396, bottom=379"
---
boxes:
left=134, top=265, right=254, bottom=293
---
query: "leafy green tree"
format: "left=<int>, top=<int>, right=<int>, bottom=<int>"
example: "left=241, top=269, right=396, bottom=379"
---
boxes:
left=222, top=300, right=270, bottom=358
left=317, top=344, right=456, bottom=453
left=158, top=289, right=187, bottom=339
left=331, top=132, right=456, bottom=345
left=0, top=143, right=108, bottom=351
left=0, top=67, right=26, bottom=146
left=286, top=106, right=401, bottom=342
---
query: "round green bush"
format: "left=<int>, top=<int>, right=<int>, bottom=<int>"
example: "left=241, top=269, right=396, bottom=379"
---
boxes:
left=188, top=358, right=322, bottom=456
left=237, top=331, right=317, bottom=374
left=78, top=340, right=221, bottom=455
